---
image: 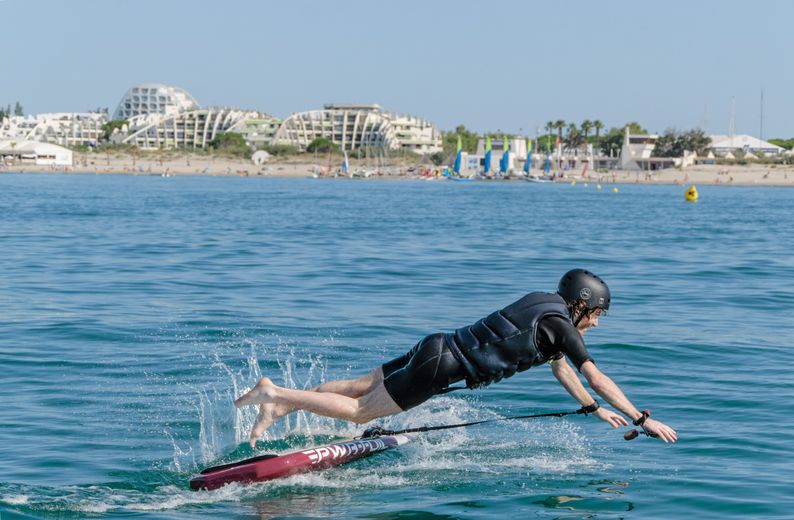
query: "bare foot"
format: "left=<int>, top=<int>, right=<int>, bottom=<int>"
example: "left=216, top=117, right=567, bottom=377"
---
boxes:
left=235, top=377, right=277, bottom=408
left=248, top=402, right=292, bottom=447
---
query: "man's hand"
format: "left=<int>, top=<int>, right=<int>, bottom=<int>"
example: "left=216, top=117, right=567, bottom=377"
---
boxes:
left=641, top=418, right=678, bottom=443
left=593, top=407, right=629, bottom=428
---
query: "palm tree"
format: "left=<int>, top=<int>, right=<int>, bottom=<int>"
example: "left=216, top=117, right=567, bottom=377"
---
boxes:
left=553, top=120, right=566, bottom=168
left=565, top=123, right=583, bottom=150
left=545, top=121, right=554, bottom=152
left=580, top=120, right=593, bottom=144
left=564, top=123, right=574, bottom=147
left=554, top=120, right=566, bottom=144
left=593, top=120, right=604, bottom=155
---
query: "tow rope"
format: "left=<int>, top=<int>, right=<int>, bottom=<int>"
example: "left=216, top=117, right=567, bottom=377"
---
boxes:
left=358, top=402, right=600, bottom=439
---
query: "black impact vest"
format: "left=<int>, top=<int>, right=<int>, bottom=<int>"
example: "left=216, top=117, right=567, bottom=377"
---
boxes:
left=445, top=292, right=571, bottom=388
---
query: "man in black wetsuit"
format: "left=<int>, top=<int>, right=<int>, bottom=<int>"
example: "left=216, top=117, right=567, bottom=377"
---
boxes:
left=236, top=269, right=678, bottom=445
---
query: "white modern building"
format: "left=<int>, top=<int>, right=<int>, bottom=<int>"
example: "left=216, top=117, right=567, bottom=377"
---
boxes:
left=709, top=134, right=785, bottom=156
left=619, top=128, right=659, bottom=169
left=233, top=115, right=282, bottom=150
left=272, top=104, right=441, bottom=155
left=475, top=137, right=529, bottom=158
left=618, top=127, right=699, bottom=170
left=469, top=137, right=529, bottom=173
left=119, top=108, right=276, bottom=150
left=387, top=113, right=443, bottom=155
left=3, top=83, right=444, bottom=156
left=113, top=83, right=199, bottom=120
left=0, top=140, right=73, bottom=166
left=0, top=112, right=107, bottom=147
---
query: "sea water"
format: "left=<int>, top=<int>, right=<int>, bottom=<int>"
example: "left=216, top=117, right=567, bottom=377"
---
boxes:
left=0, top=173, right=792, bottom=519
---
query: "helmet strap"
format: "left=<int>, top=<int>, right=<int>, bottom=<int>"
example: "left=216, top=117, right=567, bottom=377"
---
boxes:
left=573, top=310, right=585, bottom=327
left=571, top=302, right=587, bottom=327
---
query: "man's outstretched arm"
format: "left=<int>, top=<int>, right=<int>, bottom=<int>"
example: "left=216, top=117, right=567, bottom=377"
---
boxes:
left=579, top=360, right=678, bottom=443
left=550, top=357, right=628, bottom=428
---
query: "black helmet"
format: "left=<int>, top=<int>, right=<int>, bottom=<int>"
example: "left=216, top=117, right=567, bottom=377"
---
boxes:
left=557, top=269, right=611, bottom=312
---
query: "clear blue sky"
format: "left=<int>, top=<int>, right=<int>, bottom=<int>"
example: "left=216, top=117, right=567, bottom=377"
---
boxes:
left=2, top=0, right=792, bottom=138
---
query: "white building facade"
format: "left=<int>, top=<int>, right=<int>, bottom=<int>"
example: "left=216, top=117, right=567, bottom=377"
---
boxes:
left=388, top=113, right=443, bottom=155
left=113, top=83, right=199, bottom=120
left=4, top=83, right=443, bottom=156
left=120, top=108, right=276, bottom=150
left=0, top=140, right=73, bottom=166
left=273, top=104, right=441, bottom=155
left=0, top=112, right=107, bottom=147
left=232, top=116, right=282, bottom=150
left=709, top=134, right=785, bottom=156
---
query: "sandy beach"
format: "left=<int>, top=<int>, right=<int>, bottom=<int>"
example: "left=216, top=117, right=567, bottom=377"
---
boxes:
left=2, top=152, right=793, bottom=186
left=599, top=164, right=794, bottom=187
left=0, top=153, right=320, bottom=178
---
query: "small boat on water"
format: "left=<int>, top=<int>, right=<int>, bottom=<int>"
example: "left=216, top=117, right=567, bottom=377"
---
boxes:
left=526, top=175, right=552, bottom=183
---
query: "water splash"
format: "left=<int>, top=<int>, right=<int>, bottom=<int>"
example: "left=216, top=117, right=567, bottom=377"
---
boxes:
left=1, top=330, right=602, bottom=516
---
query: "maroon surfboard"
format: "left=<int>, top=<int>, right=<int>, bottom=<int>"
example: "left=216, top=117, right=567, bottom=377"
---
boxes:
left=190, top=434, right=412, bottom=490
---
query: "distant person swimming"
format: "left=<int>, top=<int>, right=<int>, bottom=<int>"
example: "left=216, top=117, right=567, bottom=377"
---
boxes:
left=236, top=269, right=678, bottom=446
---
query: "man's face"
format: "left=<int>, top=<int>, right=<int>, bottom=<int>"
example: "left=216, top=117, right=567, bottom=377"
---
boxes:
left=576, top=307, right=603, bottom=334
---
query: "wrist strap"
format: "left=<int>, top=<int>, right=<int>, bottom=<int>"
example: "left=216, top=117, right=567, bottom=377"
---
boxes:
left=578, top=401, right=600, bottom=415
left=633, top=409, right=650, bottom=426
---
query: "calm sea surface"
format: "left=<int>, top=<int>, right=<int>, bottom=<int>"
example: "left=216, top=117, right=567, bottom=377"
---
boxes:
left=0, top=173, right=792, bottom=519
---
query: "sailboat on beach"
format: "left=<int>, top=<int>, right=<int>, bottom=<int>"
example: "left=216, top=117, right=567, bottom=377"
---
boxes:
left=526, top=137, right=551, bottom=182
left=499, top=135, right=509, bottom=177
left=483, top=136, right=492, bottom=178
left=447, top=135, right=473, bottom=181
left=342, top=150, right=350, bottom=177
left=523, top=138, right=532, bottom=177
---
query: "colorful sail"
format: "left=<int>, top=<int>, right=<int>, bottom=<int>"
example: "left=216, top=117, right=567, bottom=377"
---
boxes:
left=342, top=150, right=350, bottom=175
left=483, top=136, right=492, bottom=174
left=499, top=136, right=509, bottom=174
left=453, top=135, right=462, bottom=175
left=524, top=138, right=532, bottom=174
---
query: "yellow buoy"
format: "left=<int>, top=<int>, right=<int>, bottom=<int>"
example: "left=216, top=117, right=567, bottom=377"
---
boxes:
left=685, top=185, right=699, bottom=202
left=596, top=184, right=602, bottom=190
left=613, top=187, right=619, bottom=193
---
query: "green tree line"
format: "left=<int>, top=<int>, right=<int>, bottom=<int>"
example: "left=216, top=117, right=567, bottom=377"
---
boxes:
left=439, top=120, right=641, bottom=158
left=769, top=138, right=794, bottom=150
left=0, top=102, right=24, bottom=120
left=439, top=120, right=721, bottom=159
left=652, top=128, right=711, bottom=157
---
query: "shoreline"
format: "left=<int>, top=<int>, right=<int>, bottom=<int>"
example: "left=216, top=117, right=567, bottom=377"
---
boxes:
left=2, top=154, right=794, bottom=186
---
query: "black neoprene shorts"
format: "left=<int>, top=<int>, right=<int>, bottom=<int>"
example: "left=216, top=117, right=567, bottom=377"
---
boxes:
left=381, top=333, right=466, bottom=410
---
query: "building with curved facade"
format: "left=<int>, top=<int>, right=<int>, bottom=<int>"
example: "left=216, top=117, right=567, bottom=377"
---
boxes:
left=113, top=83, right=199, bottom=120
left=120, top=108, right=278, bottom=150
left=7, top=83, right=443, bottom=155
left=0, top=112, right=107, bottom=147
left=273, top=104, right=441, bottom=155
